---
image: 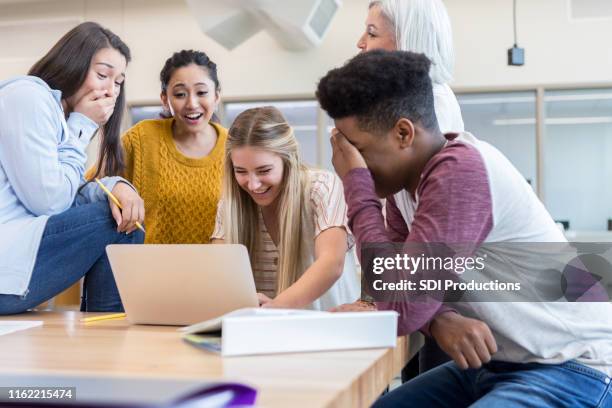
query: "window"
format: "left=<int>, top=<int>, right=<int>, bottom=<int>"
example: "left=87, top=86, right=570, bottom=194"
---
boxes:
left=130, top=105, right=164, bottom=125
left=457, top=91, right=538, bottom=190
left=137, top=86, right=608, bottom=236
left=223, top=100, right=320, bottom=167
left=543, top=88, right=612, bottom=231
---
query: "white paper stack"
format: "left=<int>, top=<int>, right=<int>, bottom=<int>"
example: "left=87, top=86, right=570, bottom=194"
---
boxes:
left=180, top=308, right=398, bottom=356
left=0, top=320, right=42, bottom=336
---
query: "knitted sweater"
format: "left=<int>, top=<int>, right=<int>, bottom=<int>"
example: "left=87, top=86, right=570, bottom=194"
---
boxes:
left=122, top=118, right=227, bottom=244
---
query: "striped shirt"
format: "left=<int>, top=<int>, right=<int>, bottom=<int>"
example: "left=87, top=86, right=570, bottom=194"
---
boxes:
left=212, top=168, right=359, bottom=310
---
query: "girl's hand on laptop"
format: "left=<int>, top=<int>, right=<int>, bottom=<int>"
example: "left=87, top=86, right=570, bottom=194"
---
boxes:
left=329, top=300, right=377, bottom=312
left=257, top=293, right=273, bottom=307
left=111, top=182, right=145, bottom=233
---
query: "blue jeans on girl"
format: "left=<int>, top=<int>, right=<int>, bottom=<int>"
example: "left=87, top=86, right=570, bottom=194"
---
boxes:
left=0, top=201, right=144, bottom=314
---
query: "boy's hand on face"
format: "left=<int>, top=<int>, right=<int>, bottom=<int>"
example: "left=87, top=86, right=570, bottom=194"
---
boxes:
left=330, top=129, right=367, bottom=179
left=430, top=311, right=498, bottom=370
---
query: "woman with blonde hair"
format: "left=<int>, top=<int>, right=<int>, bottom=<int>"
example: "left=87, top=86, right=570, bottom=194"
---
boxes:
left=212, top=106, right=358, bottom=310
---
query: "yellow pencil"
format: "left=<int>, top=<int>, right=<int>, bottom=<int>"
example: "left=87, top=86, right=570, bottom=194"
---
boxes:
left=95, top=178, right=146, bottom=233
left=80, top=313, right=126, bottom=323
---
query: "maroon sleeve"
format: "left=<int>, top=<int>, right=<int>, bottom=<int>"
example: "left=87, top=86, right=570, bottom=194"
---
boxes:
left=343, top=168, right=387, bottom=241
left=343, top=142, right=493, bottom=335
left=408, top=144, right=493, bottom=244
left=385, top=195, right=409, bottom=242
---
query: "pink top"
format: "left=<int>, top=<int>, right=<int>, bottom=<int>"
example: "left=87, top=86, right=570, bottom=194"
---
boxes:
left=212, top=168, right=359, bottom=309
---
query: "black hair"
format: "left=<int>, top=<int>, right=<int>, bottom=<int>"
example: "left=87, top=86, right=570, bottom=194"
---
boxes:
left=29, top=21, right=131, bottom=178
left=160, top=49, right=220, bottom=93
left=316, top=50, right=438, bottom=133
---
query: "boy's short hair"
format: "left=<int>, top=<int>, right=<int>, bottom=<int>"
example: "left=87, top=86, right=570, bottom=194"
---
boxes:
left=316, top=50, right=438, bottom=134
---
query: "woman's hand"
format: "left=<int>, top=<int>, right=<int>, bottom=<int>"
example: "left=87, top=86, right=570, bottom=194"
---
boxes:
left=73, top=89, right=116, bottom=126
left=257, top=292, right=274, bottom=307
left=329, top=300, right=377, bottom=312
left=110, top=182, right=145, bottom=233
left=269, top=227, right=348, bottom=309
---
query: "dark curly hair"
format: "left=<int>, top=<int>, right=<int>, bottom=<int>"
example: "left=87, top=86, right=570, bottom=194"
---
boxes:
left=160, top=49, right=220, bottom=93
left=316, top=50, right=438, bottom=134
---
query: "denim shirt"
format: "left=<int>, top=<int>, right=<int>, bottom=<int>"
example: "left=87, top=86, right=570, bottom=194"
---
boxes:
left=0, top=76, right=124, bottom=296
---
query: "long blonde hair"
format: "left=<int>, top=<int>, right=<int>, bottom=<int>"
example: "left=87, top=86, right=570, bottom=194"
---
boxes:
left=222, top=106, right=313, bottom=294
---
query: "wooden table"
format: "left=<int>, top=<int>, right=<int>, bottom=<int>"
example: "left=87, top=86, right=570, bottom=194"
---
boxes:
left=0, top=312, right=409, bottom=407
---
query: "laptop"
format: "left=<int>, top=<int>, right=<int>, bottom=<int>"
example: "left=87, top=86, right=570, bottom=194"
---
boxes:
left=106, top=244, right=259, bottom=325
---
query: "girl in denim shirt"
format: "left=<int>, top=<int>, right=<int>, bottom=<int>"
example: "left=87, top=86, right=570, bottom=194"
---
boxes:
left=0, top=22, right=144, bottom=314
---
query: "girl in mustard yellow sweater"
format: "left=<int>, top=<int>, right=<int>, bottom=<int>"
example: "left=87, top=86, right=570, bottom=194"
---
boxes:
left=121, top=50, right=227, bottom=244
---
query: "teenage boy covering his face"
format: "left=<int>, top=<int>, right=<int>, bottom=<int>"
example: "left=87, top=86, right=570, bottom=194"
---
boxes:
left=316, top=50, right=612, bottom=407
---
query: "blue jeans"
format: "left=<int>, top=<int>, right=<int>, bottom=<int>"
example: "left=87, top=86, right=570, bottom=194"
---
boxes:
left=374, top=360, right=612, bottom=408
left=0, top=201, right=144, bottom=314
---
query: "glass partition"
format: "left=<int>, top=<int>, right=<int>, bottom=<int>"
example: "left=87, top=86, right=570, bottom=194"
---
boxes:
left=543, top=88, right=612, bottom=231
left=223, top=100, right=319, bottom=167
left=457, top=91, right=538, bottom=190
left=129, top=105, right=164, bottom=125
